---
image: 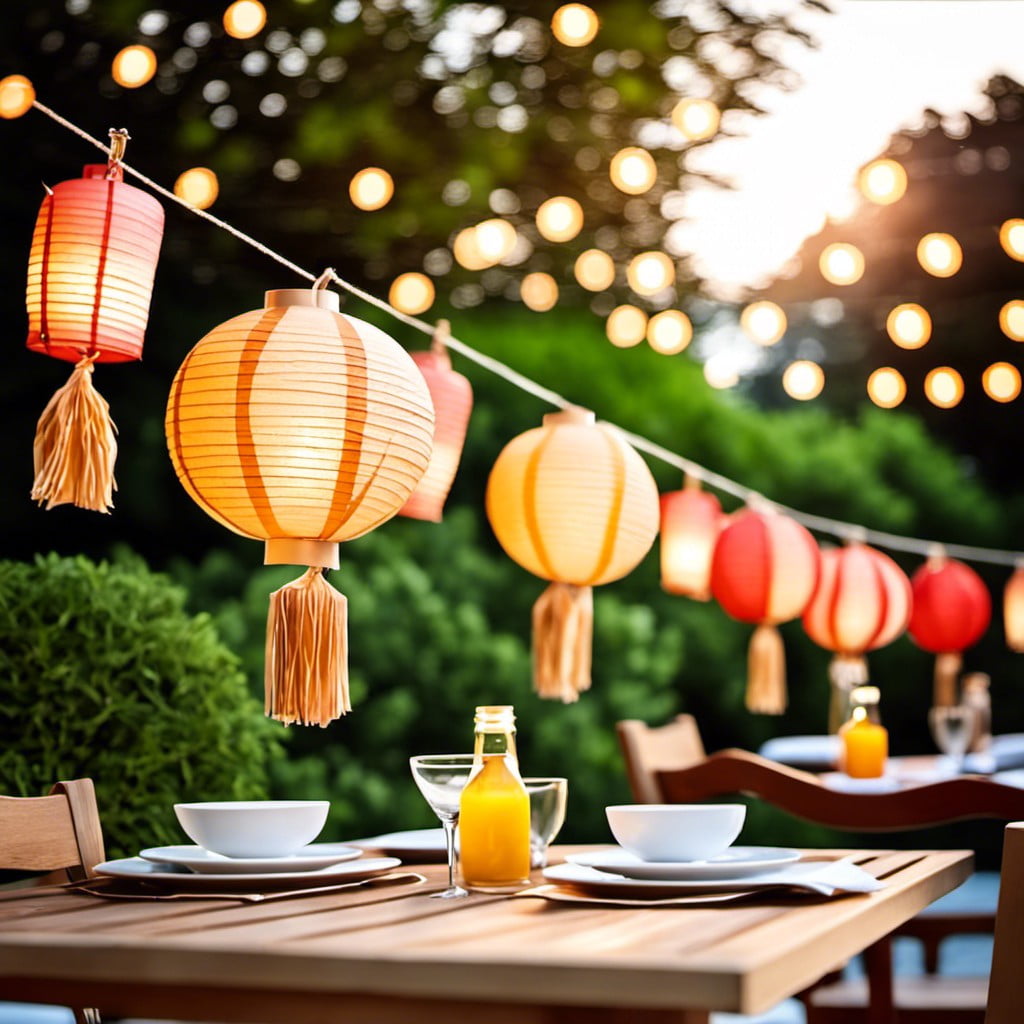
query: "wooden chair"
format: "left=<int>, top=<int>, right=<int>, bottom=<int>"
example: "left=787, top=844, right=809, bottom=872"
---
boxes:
left=986, top=821, right=1024, bottom=1024
left=0, top=780, right=106, bottom=1024
left=614, top=715, right=706, bottom=804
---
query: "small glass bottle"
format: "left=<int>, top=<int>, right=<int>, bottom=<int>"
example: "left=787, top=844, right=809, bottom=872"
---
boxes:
left=458, top=705, right=531, bottom=888
left=838, top=686, right=888, bottom=778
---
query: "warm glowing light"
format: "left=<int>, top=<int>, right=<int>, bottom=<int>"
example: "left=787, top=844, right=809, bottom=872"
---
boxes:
left=610, top=147, right=657, bottom=195
left=924, top=366, right=964, bottom=408
left=112, top=45, right=158, bottom=88
left=858, top=159, right=907, bottom=205
left=703, top=353, right=739, bottom=389
left=474, top=218, right=517, bottom=262
left=917, top=233, right=962, bottom=278
left=740, top=300, right=786, bottom=346
left=1000, top=300, right=1024, bottom=341
left=999, top=219, right=1024, bottom=262
left=886, top=303, right=931, bottom=349
left=0, top=75, right=34, bottom=119
left=782, top=360, right=825, bottom=400
left=174, top=167, right=219, bottom=210
left=647, top=310, right=693, bottom=355
left=223, top=0, right=267, bottom=38
left=574, top=249, right=615, bottom=291
left=627, top=251, right=675, bottom=296
left=389, top=272, right=435, bottom=315
left=536, top=196, right=584, bottom=243
left=521, top=272, right=559, bottom=311
left=982, top=362, right=1021, bottom=403
left=606, top=305, right=648, bottom=347
left=671, top=98, right=720, bottom=142
left=551, top=4, right=599, bottom=46
left=453, top=228, right=491, bottom=270
left=819, top=243, right=865, bottom=286
left=349, top=167, right=394, bottom=211
left=867, top=367, right=906, bottom=409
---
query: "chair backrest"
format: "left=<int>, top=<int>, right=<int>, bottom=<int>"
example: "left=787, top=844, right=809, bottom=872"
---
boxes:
left=986, top=821, right=1024, bottom=1024
left=0, top=779, right=106, bottom=881
left=616, top=715, right=707, bottom=803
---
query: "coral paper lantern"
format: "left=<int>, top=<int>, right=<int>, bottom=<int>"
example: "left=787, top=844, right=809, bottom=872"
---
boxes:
left=802, top=543, right=912, bottom=731
left=398, top=321, right=473, bottom=523
left=26, top=132, right=164, bottom=512
left=659, top=476, right=722, bottom=600
left=1005, top=564, right=1024, bottom=653
left=165, top=282, right=434, bottom=726
left=908, top=552, right=991, bottom=707
left=710, top=506, right=820, bottom=714
left=486, top=407, right=659, bottom=702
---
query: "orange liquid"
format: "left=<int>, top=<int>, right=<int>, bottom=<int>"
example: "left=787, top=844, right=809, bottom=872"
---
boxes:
left=459, top=755, right=531, bottom=887
left=840, top=717, right=888, bottom=778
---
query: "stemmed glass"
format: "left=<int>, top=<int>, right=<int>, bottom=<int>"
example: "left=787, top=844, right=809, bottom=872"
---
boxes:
left=928, top=705, right=976, bottom=774
left=522, top=777, right=568, bottom=869
left=409, top=754, right=475, bottom=899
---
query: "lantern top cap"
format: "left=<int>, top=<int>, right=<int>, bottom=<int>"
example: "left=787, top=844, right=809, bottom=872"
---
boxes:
left=265, top=288, right=341, bottom=312
left=543, top=405, right=595, bottom=427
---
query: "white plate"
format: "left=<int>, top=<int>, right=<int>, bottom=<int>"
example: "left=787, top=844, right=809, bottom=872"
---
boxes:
left=138, top=843, right=363, bottom=874
left=567, top=846, right=801, bottom=881
left=94, top=856, right=401, bottom=891
left=351, top=828, right=448, bottom=861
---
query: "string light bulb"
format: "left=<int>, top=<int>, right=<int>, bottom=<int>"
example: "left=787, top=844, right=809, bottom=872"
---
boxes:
left=782, top=361, right=825, bottom=401
left=999, top=219, right=1024, bottom=262
left=867, top=367, right=906, bottom=409
left=0, top=75, right=35, bottom=119
left=609, top=147, right=657, bottom=195
left=223, top=0, right=267, bottom=39
left=536, top=197, right=583, bottom=243
left=740, top=301, right=786, bottom=346
left=647, top=310, right=693, bottom=355
left=389, top=272, right=435, bottom=315
left=886, top=303, right=931, bottom=349
left=474, top=218, right=517, bottom=263
left=627, top=251, right=675, bottom=296
left=174, top=167, right=219, bottom=210
left=983, top=362, right=1021, bottom=403
left=574, top=249, right=615, bottom=291
left=917, top=233, right=962, bottom=278
left=606, top=305, right=647, bottom=347
left=112, top=45, right=158, bottom=88
left=551, top=4, right=599, bottom=47
left=349, top=167, right=394, bottom=211
left=999, top=300, right=1024, bottom=341
left=858, top=159, right=907, bottom=205
left=819, top=243, right=865, bottom=286
left=520, top=273, right=558, bottom=311
left=924, top=367, right=964, bottom=409
left=671, top=98, right=720, bottom=141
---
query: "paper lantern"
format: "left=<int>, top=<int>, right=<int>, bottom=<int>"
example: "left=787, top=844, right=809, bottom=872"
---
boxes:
left=803, top=543, right=912, bottom=731
left=398, top=321, right=473, bottom=523
left=1005, top=565, right=1024, bottom=653
left=26, top=132, right=164, bottom=512
left=908, top=553, right=991, bottom=707
left=165, top=282, right=434, bottom=726
left=659, top=476, right=722, bottom=600
left=486, top=407, right=659, bottom=702
left=710, top=506, right=820, bottom=714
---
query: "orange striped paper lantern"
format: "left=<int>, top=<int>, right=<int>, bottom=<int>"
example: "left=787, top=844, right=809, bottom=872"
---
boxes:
left=398, top=321, right=473, bottom=522
left=1005, top=564, right=1024, bottom=653
left=165, top=283, right=434, bottom=726
left=486, top=407, right=659, bottom=702
left=659, top=475, right=723, bottom=600
left=26, top=133, right=164, bottom=512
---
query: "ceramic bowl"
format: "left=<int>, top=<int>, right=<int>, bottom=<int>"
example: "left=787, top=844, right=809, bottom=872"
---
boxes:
left=605, top=803, right=746, bottom=862
left=174, top=800, right=329, bottom=859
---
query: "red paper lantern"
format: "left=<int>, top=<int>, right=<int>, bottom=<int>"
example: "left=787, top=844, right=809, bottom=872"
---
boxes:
left=1005, top=564, right=1024, bottom=653
left=908, top=553, right=991, bottom=706
left=398, top=321, right=473, bottom=523
left=26, top=132, right=164, bottom=512
left=659, top=476, right=722, bottom=600
left=710, top=506, right=820, bottom=714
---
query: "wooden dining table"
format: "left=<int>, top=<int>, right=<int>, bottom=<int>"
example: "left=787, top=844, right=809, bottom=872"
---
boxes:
left=0, top=845, right=971, bottom=1024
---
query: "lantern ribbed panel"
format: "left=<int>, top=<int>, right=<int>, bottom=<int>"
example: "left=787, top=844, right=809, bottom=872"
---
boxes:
left=166, top=304, right=434, bottom=543
left=1005, top=567, right=1024, bottom=653
left=398, top=349, right=473, bottom=522
left=659, top=485, right=722, bottom=599
left=908, top=558, right=991, bottom=654
left=803, top=544, right=911, bottom=654
left=26, top=166, right=164, bottom=364
left=486, top=417, right=659, bottom=586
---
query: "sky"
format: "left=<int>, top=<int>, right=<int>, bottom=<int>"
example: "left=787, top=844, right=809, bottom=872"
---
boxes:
left=676, top=0, right=1024, bottom=299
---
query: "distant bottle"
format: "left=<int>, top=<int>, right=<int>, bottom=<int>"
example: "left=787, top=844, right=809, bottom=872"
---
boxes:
left=962, top=673, right=992, bottom=754
left=839, top=686, right=888, bottom=779
left=459, top=705, right=531, bottom=888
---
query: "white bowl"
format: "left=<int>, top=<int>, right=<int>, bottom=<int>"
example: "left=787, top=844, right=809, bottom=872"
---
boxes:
left=605, top=804, right=746, bottom=862
left=174, top=801, right=329, bottom=859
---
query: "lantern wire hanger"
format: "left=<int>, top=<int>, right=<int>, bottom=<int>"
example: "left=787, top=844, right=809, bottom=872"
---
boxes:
left=23, top=97, right=1024, bottom=569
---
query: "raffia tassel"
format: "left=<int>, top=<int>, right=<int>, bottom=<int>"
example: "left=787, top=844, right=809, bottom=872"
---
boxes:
left=532, top=582, right=593, bottom=703
left=933, top=652, right=962, bottom=708
left=827, top=654, right=869, bottom=734
left=265, top=567, right=349, bottom=727
left=746, top=623, right=787, bottom=715
left=31, top=353, right=117, bottom=513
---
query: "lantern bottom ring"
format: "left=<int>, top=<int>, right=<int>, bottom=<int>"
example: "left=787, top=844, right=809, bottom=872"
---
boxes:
left=265, top=538, right=340, bottom=570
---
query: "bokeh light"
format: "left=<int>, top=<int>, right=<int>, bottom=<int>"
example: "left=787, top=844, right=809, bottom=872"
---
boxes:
left=551, top=4, right=599, bottom=47
left=867, top=367, right=906, bottom=409
left=782, top=360, right=824, bottom=401
left=999, top=300, right=1024, bottom=341
left=982, top=362, right=1021, bottom=403
left=453, top=228, right=491, bottom=270
left=671, top=98, right=720, bottom=142
left=704, top=352, right=739, bottom=389
left=112, top=45, right=158, bottom=88
left=917, top=233, right=962, bottom=278
left=520, top=272, right=558, bottom=311
left=999, top=219, right=1024, bottom=262
left=0, top=75, right=34, bottom=119
left=886, top=303, right=932, bottom=349
left=858, top=159, right=907, bottom=205
left=606, top=305, right=648, bottom=347
left=647, top=310, right=693, bottom=355
left=924, top=366, right=964, bottom=408
left=349, top=167, right=394, bottom=210
left=609, top=147, right=657, bottom=195
left=475, top=218, right=517, bottom=263
left=536, top=196, right=584, bottom=243
left=174, top=167, right=219, bottom=210
left=819, top=243, right=865, bottom=286
left=740, top=300, right=786, bottom=346
left=223, top=1, right=267, bottom=39
left=574, top=249, right=615, bottom=291
left=627, top=251, right=675, bottom=296
left=389, top=272, right=435, bottom=315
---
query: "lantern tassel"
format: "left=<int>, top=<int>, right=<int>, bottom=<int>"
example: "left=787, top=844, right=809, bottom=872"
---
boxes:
left=933, top=652, right=962, bottom=708
left=747, top=623, right=787, bottom=715
left=827, top=654, right=869, bottom=734
left=266, top=567, right=349, bottom=727
left=532, top=582, right=593, bottom=703
left=31, top=353, right=117, bottom=513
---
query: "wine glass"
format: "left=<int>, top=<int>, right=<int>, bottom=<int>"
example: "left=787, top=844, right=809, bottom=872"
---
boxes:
left=521, top=777, right=568, bottom=869
left=928, top=705, right=976, bottom=774
left=409, top=754, right=475, bottom=899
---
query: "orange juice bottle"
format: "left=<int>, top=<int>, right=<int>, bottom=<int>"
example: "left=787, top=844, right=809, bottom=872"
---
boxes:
left=839, top=687, right=888, bottom=778
left=459, top=705, right=531, bottom=888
